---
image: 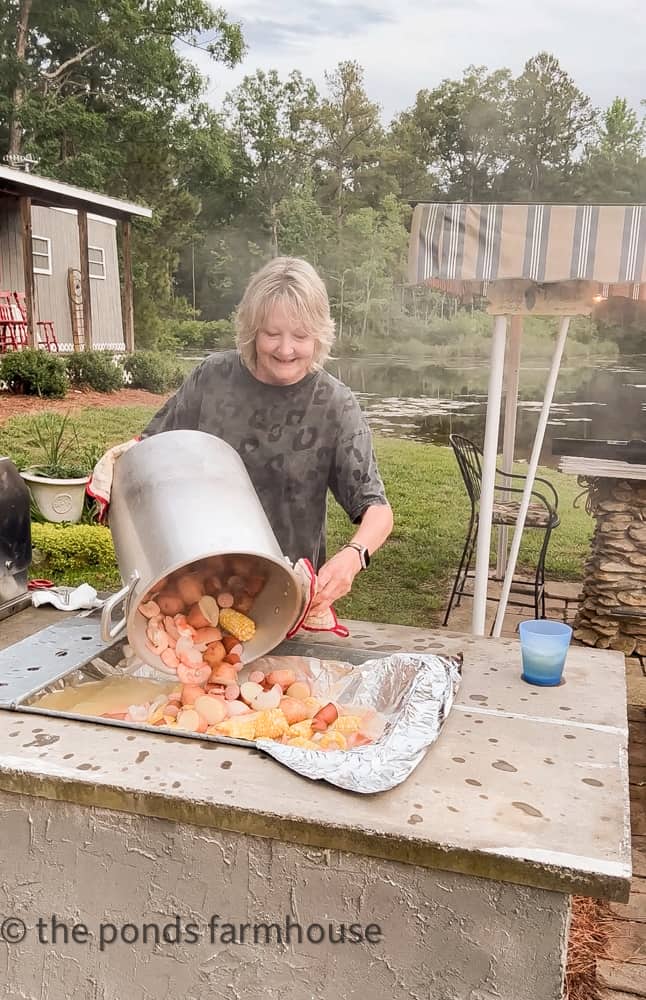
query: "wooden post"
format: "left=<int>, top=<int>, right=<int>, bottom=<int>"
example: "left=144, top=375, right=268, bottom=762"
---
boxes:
left=19, top=196, right=35, bottom=347
left=496, top=315, right=523, bottom=577
left=121, top=219, right=134, bottom=352
left=77, top=209, right=93, bottom=350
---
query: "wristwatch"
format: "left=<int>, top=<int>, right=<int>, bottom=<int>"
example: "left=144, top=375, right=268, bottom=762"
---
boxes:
left=342, top=542, right=370, bottom=570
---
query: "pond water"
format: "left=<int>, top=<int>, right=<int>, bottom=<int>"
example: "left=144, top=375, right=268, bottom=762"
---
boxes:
left=325, top=355, right=646, bottom=467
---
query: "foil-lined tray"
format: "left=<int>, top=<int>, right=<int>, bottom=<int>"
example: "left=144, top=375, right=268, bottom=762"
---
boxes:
left=252, top=651, right=463, bottom=793
left=18, top=639, right=462, bottom=794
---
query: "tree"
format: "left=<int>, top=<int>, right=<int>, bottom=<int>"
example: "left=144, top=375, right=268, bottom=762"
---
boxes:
left=0, top=0, right=244, bottom=164
left=503, top=52, right=595, bottom=199
left=325, top=194, right=408, bottom=344
left=597, top=98, right=645, bottom=160
left=393, top=66, right=512, bottom=200
left=224, top=69, right=319, bottom=255
left=315, top=61, right=383, bottom=229
left=0, top=0, right=245, bottom=342
left=578, top=98, right=646, bottom=201
left=275, top=179, right=331, bottom=265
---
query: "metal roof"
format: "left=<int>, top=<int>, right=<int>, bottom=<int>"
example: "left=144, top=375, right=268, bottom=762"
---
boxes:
left=0, top=164, right=152, bottom=221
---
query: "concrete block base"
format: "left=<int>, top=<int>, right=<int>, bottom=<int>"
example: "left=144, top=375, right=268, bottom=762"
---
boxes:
left=0, top=790, right=569, bottom=1000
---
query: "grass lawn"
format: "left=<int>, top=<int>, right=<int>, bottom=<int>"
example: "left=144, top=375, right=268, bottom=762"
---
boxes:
left=0, top=406, right=594, bottom=627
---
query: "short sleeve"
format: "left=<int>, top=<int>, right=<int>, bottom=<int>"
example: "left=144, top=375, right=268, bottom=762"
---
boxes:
left=329, top=393, right=388, bottom=523
left=140, top=361, right=205, bottom=437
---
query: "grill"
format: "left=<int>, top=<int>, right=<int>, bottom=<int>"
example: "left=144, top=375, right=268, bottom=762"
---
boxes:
left=0, top=457, right=32, bottom=622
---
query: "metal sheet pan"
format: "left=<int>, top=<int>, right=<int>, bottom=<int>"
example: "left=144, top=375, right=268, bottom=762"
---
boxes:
left=13, top=635, right=462, bottom=794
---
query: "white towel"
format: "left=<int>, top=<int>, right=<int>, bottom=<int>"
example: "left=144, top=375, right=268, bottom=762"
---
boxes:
left=32, top=584, right=103, bottom=611
left=86, top=437, right=140, bottom=522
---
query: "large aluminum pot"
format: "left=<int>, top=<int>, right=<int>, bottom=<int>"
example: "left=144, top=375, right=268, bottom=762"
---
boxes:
left=100, top=430, right=302, bottom=669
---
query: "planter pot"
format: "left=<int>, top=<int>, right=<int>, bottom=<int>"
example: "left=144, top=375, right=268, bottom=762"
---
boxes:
left=21, top=471, right=89, bottom=524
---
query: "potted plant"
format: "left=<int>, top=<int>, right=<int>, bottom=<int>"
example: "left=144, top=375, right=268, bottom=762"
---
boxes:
left=20, top=412, right=95, bottom=524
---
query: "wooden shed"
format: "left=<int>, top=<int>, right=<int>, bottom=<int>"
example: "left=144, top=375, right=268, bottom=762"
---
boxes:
left=0, top=164, right=152, bottom=352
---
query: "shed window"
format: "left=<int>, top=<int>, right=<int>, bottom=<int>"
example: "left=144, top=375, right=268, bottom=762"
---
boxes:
left=32, top=236, right=52, bottom=275
left=88, top=245, right=106, bottom=279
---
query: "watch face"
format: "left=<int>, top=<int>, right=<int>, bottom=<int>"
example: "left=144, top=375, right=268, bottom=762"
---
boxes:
left=362, top=547, right=370, bottom=568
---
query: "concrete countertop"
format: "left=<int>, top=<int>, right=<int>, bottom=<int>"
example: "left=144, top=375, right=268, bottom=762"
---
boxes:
left=0, top=606, right=632, bottom=901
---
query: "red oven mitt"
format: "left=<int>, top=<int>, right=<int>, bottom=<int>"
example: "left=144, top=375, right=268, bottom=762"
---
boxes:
left=286, top=558, right=350, bottom=639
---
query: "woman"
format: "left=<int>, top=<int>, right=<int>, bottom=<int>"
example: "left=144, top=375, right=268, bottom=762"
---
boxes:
left=141, top=257, right=393, bottom=614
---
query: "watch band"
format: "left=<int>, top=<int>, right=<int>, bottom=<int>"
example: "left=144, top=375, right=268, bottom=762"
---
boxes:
left=342, top=542, right=370, bottom=570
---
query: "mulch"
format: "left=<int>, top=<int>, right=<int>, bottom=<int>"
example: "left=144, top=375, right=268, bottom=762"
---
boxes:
left=0, top=387, right=171, bottom=424
left=566, top=896, right=613, bottom=999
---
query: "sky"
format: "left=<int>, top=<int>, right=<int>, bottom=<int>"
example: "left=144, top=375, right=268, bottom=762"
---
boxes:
left=186, top=0, right=645, bottom=123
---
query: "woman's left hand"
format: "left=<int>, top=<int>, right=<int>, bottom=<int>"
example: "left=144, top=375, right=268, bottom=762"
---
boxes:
left=308, top=547, right=362, bottom=614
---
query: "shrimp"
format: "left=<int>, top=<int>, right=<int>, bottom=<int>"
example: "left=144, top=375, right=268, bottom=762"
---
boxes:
left=138, top=600, right=160, bottom=619
left=192, top=627, right=224, bottom=648
left=126, top=703, right=150, bottom=724
left=164, top=616, right=180, bottom=641
left=145, top=623, right=169, bottom=656
left=178, top=646, right=203, bottom=668
left=160, top=648, right=180, bottom=671
left=174, top=615, right=195, bottom=639
left=177, top=661, right=211, bottom=686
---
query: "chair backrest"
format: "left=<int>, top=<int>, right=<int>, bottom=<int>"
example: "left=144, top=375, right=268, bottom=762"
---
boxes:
left=0, top=302, right=23, bottom=323
left=449, top=434, right=484, bottom=505
left=12, top=291, right=27, bottom=321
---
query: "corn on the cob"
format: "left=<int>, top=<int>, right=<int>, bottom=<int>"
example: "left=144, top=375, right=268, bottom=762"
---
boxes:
left=218, top=608, right=256, bottom=642
left=302, top=696, right=322, bottom=718
left=331, top=715, right=363, bottom=733
left=287, top=737, right=320, bottom=750
left=211, top=716, right=257, bottom=741
left=253, top=708, right=289, bottom=740
left=315, top=731, right=347, bottom=751
left=288, top=720, right=314, bottom=739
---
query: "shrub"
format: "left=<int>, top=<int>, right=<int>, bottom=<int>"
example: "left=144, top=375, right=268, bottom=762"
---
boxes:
left=170, top=318, right=235, bottom=351
left=123, top=351, right=185, bottom=393
left=1, top=349, right=68, bottom=397
left=31, top=523, right=117, bottom=574
left=66, top=351, right=123, bottom=393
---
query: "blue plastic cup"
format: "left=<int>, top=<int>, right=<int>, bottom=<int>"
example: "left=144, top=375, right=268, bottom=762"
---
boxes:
left=519, top=620, right=572, bottom=686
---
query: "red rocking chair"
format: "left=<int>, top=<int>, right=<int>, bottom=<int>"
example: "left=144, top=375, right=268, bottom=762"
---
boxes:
left=0, top=292, right=28, bottom=352
left=13, top=292, right=59, bottom=352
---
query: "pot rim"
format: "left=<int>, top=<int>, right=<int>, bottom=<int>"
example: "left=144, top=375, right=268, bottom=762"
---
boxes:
left=123, top=548, right=302, bottom=669
left=21, top=470, right=90, bottom=487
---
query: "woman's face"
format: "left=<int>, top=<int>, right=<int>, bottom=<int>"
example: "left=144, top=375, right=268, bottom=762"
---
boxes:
left=254, top=301, right=316, bottom=386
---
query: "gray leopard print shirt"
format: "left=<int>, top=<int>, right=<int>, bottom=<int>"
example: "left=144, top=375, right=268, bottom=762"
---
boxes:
left=141, top=351, right=388, bottom=568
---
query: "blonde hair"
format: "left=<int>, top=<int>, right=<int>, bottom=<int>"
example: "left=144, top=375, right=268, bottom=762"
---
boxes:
left=235, top=257, right=336, bottom=371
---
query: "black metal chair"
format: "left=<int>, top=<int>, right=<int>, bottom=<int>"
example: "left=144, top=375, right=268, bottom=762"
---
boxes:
left=444, top=434, right=560, bottom=627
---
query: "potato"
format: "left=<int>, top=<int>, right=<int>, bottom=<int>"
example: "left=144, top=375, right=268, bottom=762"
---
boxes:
left=176, top=708, right=208, bottom=733
left=203, top=641, right=226, bottom=668
left=156, top=590, right=184, bottom=616
left=279, top=696, right=310, bottom=726
left=209, top=664, right=238, bottom=685
left=193, top=696, right=227, bottom=726
left=180, top=683, right=206, bottom=706
left=286, top=681, right=311, bottom=700
left=240, top=682, right=263, bottom=706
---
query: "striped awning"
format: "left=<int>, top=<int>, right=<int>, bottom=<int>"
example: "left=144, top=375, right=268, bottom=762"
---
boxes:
left=408, top=203, right=646, bottom=300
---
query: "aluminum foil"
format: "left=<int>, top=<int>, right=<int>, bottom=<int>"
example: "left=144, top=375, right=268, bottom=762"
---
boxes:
left=22, top=645, right=462, bottom=795
left=249, top=651, right=463, bottom=794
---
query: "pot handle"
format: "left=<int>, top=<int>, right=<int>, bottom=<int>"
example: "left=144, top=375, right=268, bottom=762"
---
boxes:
left=101, top=572, right=139, bottom=642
